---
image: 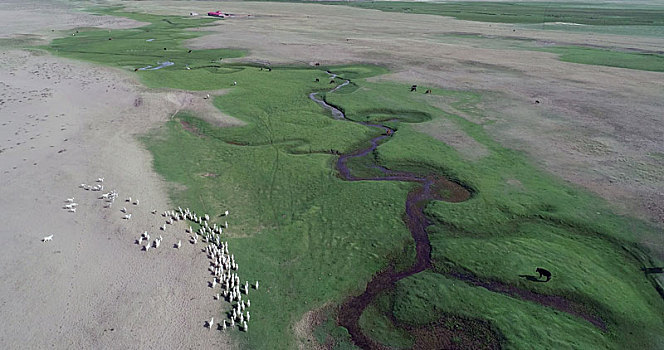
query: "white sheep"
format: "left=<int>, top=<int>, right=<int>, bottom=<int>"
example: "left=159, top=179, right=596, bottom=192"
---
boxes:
left=254, top=281, right=259, bottom=289
left=96, top=177, right=104, bottom=182
left=144, top=244, right=150, bottom=252
left=161, top=224, right=166, bottom=231
left=224, top=210, right=229, bottom=216
left=126, top=197, right=131, bottom=203
left=123, top=214, right=132, bottom=220
left=42, top=234, right=53, bottom=242
left=243, top=321, right=248, bottom=332
left=134, top=199, right=139, bottom=206
left=68, top=208, right=76, bottom=213
left=151, top=209, right=157, bottom=214
left=65, top=197, right=74, bottom=203
left=176, top=240, right=181, bottom=249
left=208, top=317, right=214, bottom=329
left=246, top=311, right=250, bottom=322
left=247, top=300, right=250, bottom=308
left=121, top=207, right=127, bottom=213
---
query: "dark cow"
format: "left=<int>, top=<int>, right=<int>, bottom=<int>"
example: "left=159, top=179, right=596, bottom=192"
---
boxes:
left=536, top=268, right=552, bottom=282
left=425, top=89, right=432, bottom=94
left=315, top=78, right=320, bottom=82
left=410, top=85, right=417, bottom=92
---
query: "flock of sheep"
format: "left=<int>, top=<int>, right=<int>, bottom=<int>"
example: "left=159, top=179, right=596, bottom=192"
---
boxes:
left=45, top=177, right=257, bottom=333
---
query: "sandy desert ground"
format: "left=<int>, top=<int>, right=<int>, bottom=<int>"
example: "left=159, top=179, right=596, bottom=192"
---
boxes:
left=0, top=1, right=241, bottom=348
left=0, top=0, right=662, bottom=348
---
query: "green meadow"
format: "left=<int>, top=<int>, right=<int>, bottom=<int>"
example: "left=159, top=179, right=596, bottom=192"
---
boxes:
left=324, top=1, right=664, bottom=26
left=540, top=46, right=664, bottom=72
left=44, top=8, right=664, bottom=349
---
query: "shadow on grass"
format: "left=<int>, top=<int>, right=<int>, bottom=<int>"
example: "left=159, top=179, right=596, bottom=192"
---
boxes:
left=642, top=267, right=663, bottom=274
left=518, top=274, right=547, bottom=283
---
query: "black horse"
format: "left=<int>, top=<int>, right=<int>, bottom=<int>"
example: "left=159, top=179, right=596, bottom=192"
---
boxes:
left=536, top=267, right=552, bottom=282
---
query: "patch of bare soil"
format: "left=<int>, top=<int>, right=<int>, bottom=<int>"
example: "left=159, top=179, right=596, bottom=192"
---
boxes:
left=179, top=120, right=205, bottom=137
left=294, top=306, right=329, bottom=350
left=408, top=315, right=504, bottom=350
left=412, top=115, right=489, bottom=161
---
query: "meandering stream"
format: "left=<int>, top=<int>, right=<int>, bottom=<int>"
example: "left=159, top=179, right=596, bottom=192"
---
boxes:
left=309, top=73, right=471, bottom=348
left=309, top=72, right=605, bottom=349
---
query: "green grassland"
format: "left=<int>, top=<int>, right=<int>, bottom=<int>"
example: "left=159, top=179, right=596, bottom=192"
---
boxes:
left=325, top=1, right=664, bottom=26
left=324, top=80, right=664, bottom=348
left=540, top=46, right=664, bottom=72
left=44, top=8, right=664, bottom=350
left=48, top=10, right=245, bottom=82
left=428, top=33, right=664, bottom=72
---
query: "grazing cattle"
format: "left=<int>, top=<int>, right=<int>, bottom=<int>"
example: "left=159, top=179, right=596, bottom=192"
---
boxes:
left=425, top=89, right=432, bottom=94
left=410, top=85, right=417, bottom=92
left=536, top=267, right=552, bottom=282
left=315, top=78, right=319, bottom=82
left=42, top=235, right=53, bottom=242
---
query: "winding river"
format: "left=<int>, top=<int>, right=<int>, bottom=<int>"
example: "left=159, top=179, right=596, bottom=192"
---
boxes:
left=309, top=73, right=605, bottom=349
left=310, top=73, right=471, bottom=349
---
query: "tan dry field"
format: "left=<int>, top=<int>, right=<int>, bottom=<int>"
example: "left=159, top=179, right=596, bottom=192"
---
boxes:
left=0, top=1, right=241, bottom=348
left=0, top=0, right=662, bottom=348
